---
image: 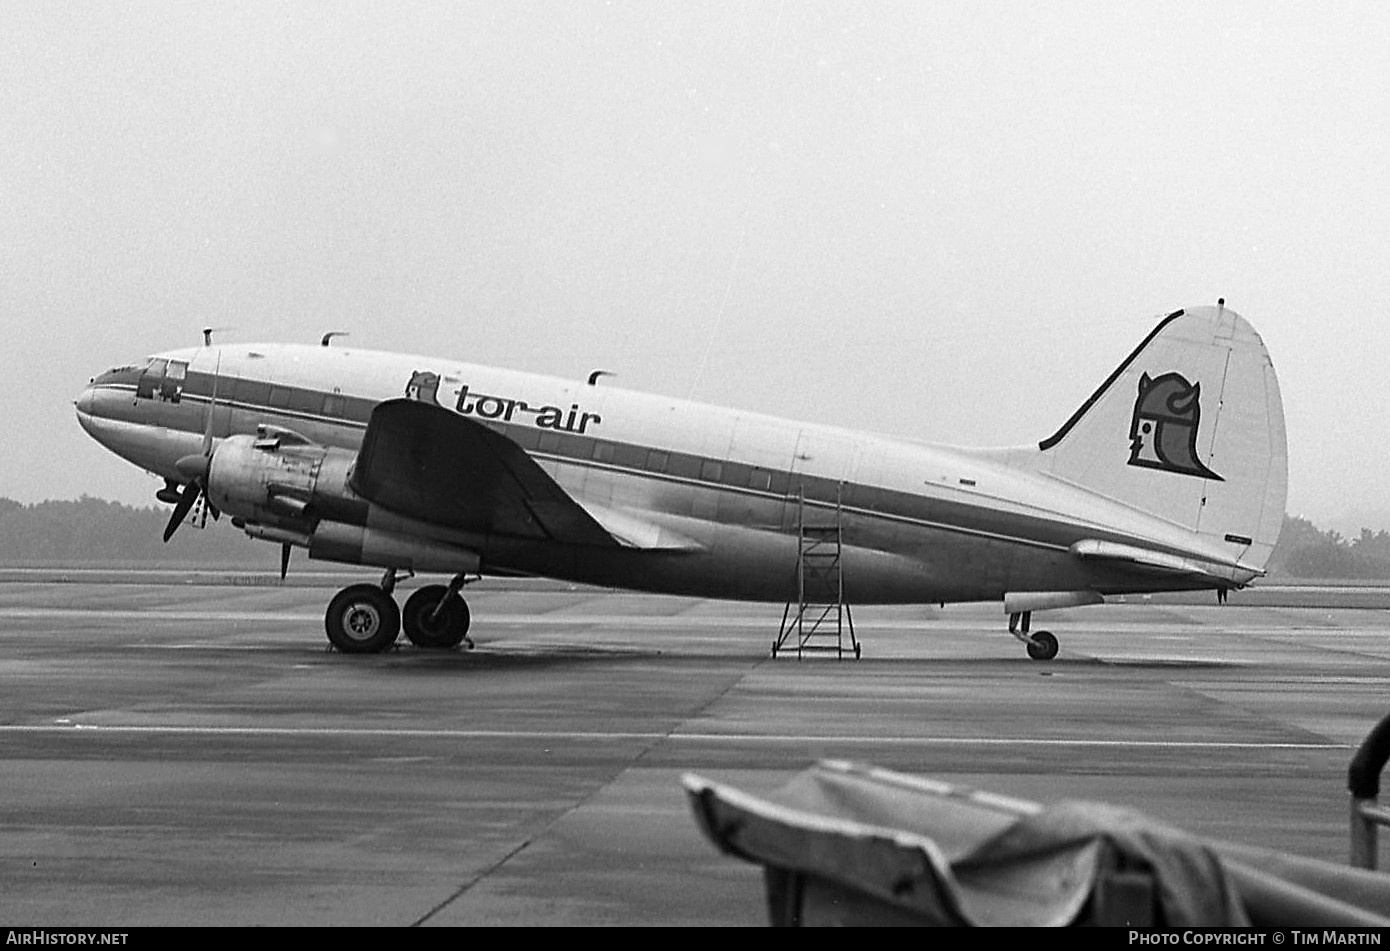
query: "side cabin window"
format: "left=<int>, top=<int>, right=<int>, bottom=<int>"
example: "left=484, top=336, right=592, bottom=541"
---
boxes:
left=135, top=358, right=187, bottom=403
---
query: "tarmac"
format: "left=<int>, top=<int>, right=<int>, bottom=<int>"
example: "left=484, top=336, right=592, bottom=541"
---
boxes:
left=2, top=571, right=1389, bottom=926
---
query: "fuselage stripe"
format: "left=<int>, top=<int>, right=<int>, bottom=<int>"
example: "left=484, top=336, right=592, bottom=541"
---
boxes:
left=90, top=377, right=1227, bottom=566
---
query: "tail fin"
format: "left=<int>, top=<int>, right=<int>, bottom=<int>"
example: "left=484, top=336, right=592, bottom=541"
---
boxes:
left=1035, top=304, right=1287, bottom=569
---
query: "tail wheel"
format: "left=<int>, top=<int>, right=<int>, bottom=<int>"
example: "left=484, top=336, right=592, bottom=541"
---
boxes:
left=1026, top=630, right=1059, bottom=661
left=325, top=584, right=400, bottom=653
left=403, top=584, right=471, bottom=649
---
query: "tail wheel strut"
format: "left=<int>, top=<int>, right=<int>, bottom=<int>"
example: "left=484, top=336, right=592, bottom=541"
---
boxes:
left=1008, top=610, right=1059, bottom=661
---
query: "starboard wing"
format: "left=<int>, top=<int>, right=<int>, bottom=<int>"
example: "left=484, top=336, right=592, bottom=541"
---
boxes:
left=350, top=398, right=620, bottom=547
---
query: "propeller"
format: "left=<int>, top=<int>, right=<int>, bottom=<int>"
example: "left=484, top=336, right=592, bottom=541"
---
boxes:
left=163, top=350, right=220, bottom=542
left=280, top=543, right=291, bottom=581
left=163, top=453, right=210, bottom=542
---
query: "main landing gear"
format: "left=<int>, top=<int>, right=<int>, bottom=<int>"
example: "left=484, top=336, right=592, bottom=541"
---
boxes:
left=1008, top=611, right=1059, bottom=661
left=324, top=569, right=475, bottom=654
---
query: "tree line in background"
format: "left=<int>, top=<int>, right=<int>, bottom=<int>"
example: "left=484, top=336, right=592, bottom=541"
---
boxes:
left=0, top=496, right=260, bottom=564
left=1, top=497, right=1388, bottom=580
left=1263, top=515, right=1390, bottom=580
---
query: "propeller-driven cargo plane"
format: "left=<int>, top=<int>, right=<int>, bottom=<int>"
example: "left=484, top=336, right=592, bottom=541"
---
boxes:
left=75, top=303, right=1286, bottom=660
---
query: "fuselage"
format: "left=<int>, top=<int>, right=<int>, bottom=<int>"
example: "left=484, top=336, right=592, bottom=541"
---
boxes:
left=75, top=342, right=1259, bottom=605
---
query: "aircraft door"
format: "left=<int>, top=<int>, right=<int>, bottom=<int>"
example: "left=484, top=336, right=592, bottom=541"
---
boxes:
left=727, top=415, right=802, bottom=532
left=786, top=428, right=862, bottom=534
left=784, top=430, right=810, bottom=533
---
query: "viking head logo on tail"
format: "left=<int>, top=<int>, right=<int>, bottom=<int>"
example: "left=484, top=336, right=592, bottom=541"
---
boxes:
left=1127, top=372, right=1223, bottom=480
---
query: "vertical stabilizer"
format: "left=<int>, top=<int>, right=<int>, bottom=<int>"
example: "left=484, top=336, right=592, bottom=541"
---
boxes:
left=1035, top=305, right=1287, bottom=569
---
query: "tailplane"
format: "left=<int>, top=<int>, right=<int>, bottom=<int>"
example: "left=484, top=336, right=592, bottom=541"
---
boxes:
left=1034, top=304, right=1287, bottom=570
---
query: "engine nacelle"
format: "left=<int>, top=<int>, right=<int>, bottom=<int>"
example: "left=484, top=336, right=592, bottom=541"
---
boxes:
left=205, top=429, right=481, bottom=574
left=205, top=431, right=365, bottom=530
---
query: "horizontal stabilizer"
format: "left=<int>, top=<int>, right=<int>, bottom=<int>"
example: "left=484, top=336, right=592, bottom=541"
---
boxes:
left=1069, top=538, right=1248, bottom=580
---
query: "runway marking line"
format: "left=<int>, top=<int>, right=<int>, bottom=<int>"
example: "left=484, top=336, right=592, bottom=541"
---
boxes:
left=0, top=724, right=1352, bottom=750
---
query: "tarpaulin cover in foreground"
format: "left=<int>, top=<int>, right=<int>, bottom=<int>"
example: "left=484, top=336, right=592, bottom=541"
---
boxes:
left=683, top=761, right=1390, bottom=927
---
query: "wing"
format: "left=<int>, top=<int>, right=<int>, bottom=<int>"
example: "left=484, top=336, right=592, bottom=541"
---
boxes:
left=350, top=398, right=620, bottom=547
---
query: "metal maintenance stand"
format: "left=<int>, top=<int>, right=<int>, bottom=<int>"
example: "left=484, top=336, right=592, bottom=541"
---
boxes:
left=773, top=488, right=859, bottom=660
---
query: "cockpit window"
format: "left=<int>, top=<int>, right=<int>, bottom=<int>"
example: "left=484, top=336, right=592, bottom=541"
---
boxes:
left=136, top=359, right=166, bottom=399
left=162, top=360, right=187, bottom=403
left=135, top=357, right=187, bottom=403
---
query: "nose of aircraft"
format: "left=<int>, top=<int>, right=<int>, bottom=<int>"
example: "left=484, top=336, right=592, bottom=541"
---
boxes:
left=75, top=383, right=95, bottom=417
left=73, top=382, right=108, bottom=444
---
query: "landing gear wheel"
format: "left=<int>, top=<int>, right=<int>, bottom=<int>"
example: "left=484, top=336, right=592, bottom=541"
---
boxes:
left=325, top=583, right=401, bottom=653
left=1026, top=630, right=1059, bottom=661
left=403, top=584, right=471, bottom=649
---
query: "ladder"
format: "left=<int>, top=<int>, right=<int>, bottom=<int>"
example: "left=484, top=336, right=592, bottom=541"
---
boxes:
left=773, top=488, right=860, bottom=659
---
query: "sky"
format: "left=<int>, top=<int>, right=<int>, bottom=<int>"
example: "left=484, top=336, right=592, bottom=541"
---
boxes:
left=3, top=1, right=1388, bottom=531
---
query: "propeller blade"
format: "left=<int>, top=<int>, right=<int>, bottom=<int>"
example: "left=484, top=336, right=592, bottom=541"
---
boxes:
left=202, top=351, right=221, bottom=456
left=280, top=544, right=291, bottom=581
left=162, top=481, right=201, bottom=542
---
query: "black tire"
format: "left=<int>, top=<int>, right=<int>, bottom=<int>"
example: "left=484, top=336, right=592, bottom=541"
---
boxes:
left=402, top=585, right=471, bottom=649
left=325, top=584, right=400, bottom=653
left=1026, top=630, right=1059, bottom=661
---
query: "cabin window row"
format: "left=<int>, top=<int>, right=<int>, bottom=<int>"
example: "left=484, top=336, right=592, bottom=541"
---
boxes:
left=182, top=375, right=900, bottom=512
left=505, top=426, right=786, bottom=494
left=179, top=374, right=372, bottom=423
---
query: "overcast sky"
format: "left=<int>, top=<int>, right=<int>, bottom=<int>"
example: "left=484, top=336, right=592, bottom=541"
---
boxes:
left=3, top=1, right=1387, bottom=530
